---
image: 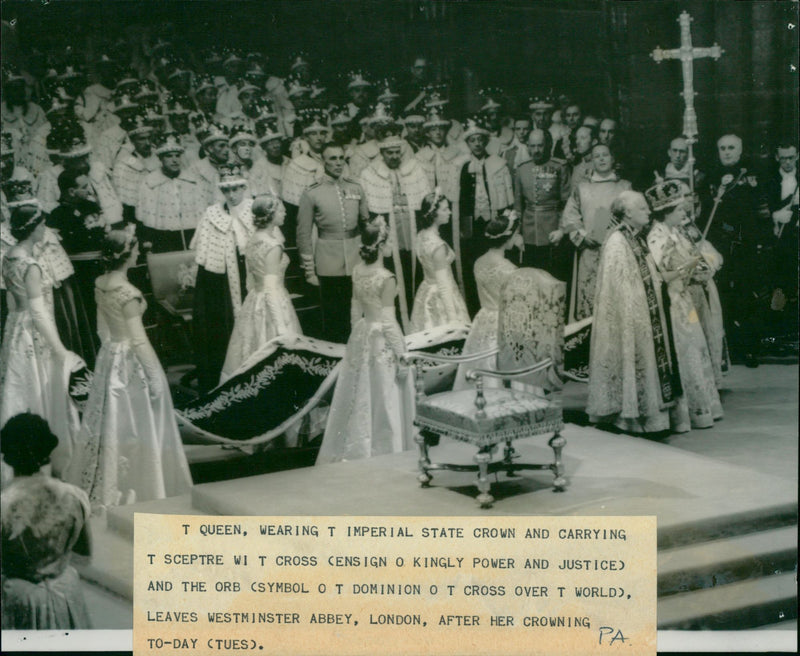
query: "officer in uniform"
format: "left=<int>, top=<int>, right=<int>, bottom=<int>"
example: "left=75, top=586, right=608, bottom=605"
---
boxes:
left=514, top=128, right=571, bottom=280
left=297, top=143, right=368, bottom=343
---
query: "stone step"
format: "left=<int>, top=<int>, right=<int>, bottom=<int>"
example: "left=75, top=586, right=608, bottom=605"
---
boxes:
left=658, top=525, right=798, bottom=596
left=75, top=516, right=134, bottom=601
left=657, top=572, right=798, bottom=630
left=82, top=577, right=133, bottom=629
left=657, top=502, right=798, bottom=550
left=106, top=493, right=201, bottom=540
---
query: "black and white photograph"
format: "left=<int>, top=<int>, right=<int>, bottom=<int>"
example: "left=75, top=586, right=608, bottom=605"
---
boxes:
left=0, top=0, right=797, bottom=653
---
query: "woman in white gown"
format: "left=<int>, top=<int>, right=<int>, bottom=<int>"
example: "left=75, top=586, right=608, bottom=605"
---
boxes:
left=316, top=215, right=412, bottom=464
left=409, top=191, right=470, bottom=332
left=0, top=202, right=82, bottom=481
left=454, top=208, right=521, bottom=390
left=220, top=194, right=302, bottom=382
left=65, top=228, right=192, bottom=512
left=645, top=181, right=722, bottom=430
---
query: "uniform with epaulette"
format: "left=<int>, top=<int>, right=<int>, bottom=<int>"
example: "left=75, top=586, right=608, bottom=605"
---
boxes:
left=297, top=172, right=368, bottom=342
left=514, top=156, right=571, bottom=278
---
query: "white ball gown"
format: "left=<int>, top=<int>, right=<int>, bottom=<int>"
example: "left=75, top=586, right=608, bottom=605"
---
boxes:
left=0, top=252, right=81, bottom=480
left=65, top=279, right=192, bottom=510
left=220, top=228, right=301, bottom=382
left=409, top=228, right=469, bottom=332
left=316, top=264, right=413, bottom=464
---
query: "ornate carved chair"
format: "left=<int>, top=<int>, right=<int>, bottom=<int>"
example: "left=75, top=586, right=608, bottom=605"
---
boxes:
left=401, top=268, right=567, bottom=508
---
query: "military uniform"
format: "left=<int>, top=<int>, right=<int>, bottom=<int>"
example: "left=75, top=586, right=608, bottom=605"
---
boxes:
left=514, top=157, right=571, bottom=279
left=297, top=174, right=368, bottom=342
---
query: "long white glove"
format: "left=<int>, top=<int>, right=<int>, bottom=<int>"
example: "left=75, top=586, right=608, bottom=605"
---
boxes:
left=263, top=274, right=292, bottom=336
left=29, top=296, right=68, bottom=360
left=434, top=267, right=460, bottom=321
left=126, top=315, right=164, bottom=400
left=380, top=306, right=406, bottom=360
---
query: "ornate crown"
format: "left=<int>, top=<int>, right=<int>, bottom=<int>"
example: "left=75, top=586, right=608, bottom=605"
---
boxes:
left=222, top=48, right=244, bottom=67
left=309, top=79, right=326, bottom=100
left=299, top=108, right=329, bottom=134
left=376, top=79, right=399, bottom=102
left=154, top=132, right=184, bottom=155
left=112, top=94, right=139, bottom=115
left=48, top=116, right=92, bottom=158
left=423, top=85, right=449, bottom=109
left=165, top=94, right=192, bottom=115
left=217, top=163, right=248, bottom=188
left=236, top=80, right=260, bottom=97
left=423, top=107, right=450, bottom=129
left=45, top=88, right=74, bottom=117
left=346, top=70, right=371, bottom=89
left=229, top=123, right=257, bottom=146
left=199, top=121, right=229, bottom=145
left=115, top=69, right=140, bottom=90
left=244, top=63, right=267, bottom=82
left=255, top=115, right=282, bottom=143
left=286, top=76, right=311, bottom=98
left=377, top=121, right=404, bottom=150
left=644, top=179, right=688, bottom=212
left=529, top=94, right=555, bottom=110
left=462, top=114, right=490, bottom=139
left=195, top=74, right=217, bottom=93
left=479, top=87, right=504, bottom=111
left=329, top=105, right=352, bottom=126
left=368, top=102, right=395, bottom=126
left=289, top=53, right=310, bottom=72
left=121, top=112, right=153, bottom=137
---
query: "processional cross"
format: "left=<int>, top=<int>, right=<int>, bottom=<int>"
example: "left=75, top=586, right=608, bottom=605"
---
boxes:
left=651, top=11, right=724, bottom=220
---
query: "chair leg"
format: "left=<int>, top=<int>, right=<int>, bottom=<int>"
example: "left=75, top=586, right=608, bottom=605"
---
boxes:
left=474, top=451, right=494, bottom=508
left=503, top=439, right=518, bottom=477
left=414, top=428, right=432, bottom=486
left=549, top=431, right=567, bottom=491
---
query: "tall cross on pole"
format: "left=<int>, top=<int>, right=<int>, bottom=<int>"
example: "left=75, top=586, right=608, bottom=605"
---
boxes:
left=651, top=11, right=724, bottom=220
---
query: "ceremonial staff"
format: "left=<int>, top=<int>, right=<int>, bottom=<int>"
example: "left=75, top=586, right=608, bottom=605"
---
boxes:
left=651, top=11, right=724, bottom=227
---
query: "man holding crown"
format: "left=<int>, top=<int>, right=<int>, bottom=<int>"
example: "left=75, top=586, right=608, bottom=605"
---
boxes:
left=137, top=132, right=205, bottom=252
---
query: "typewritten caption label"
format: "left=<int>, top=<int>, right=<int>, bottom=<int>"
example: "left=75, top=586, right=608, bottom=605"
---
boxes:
left=133, top=515, right=656, bottom=655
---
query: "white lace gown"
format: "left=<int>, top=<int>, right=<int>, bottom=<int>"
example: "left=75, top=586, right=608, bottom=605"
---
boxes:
left=410, top=230, right=470, bottom=332
left=0, top=253, right=81, bottom=481
left=453, top=253, right=517, bottom=390
left=316, top=265, right=413, bottom=464
left=221, top=231, right=302, bottom=382
left=64, top=281, right=192, bottom=510
left=647, top=222, right=723, bottom=429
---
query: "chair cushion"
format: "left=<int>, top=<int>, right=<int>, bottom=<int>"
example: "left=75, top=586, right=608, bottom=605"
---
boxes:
left=415, top=388, right=563, bottom=448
